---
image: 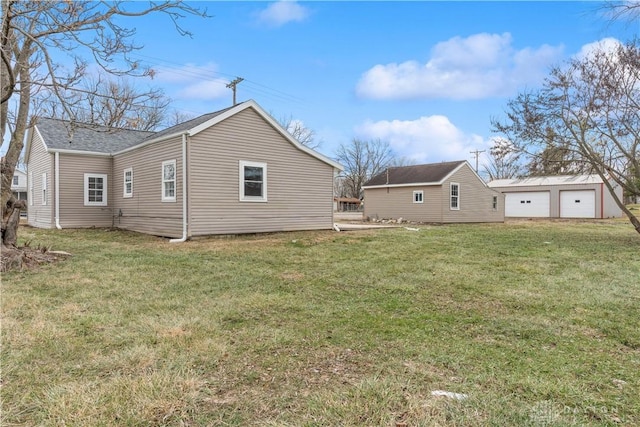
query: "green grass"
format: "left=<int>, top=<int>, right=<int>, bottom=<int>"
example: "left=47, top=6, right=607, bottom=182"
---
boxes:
left=2, top=220, right=639, bottom=426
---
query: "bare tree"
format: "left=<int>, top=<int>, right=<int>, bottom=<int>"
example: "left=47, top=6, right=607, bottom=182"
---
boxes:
left=482, top=138, right=523, bottom=181
left=166, top=110, right=196, bottom=128
left=492, top=39, right=640, bottom=234
left=278, top=114, right=321, bottom=150
left=334, top=138, right=394, bottom=199
left=39, top=74, right=171, bottom=131
left=389, top=156, right=417, bottom=167
left=601, top=1, right=640, bottom=25
left=1, top=1, right=208, bottom=258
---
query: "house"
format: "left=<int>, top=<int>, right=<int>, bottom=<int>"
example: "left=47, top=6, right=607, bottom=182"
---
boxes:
left=363, top=160, right=504, bottom=223
left=487, top=175, right=623, bottom=218
left=333, top=197, right=361, bottom=212
left=24, top=100, right=343, bottom=239
left=10, top=168, right=27, bottom=202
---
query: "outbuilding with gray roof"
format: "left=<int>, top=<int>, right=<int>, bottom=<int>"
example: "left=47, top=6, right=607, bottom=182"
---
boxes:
left=363, top=160, right=504, bottom=223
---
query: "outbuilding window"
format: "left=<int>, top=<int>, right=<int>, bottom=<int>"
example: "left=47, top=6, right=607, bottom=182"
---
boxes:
left=492, top=195, right=498, bottom=210
left=450, top=183, right=460, bottom=210
left=413, top=190, right=424, bottom=203
left=123, top=168, right=133, bottom=198
left=162, top=160, right=176, bottom=202
left=84, top=173, right=108, bottom=206
left=239, top=161, right=267, bottom=202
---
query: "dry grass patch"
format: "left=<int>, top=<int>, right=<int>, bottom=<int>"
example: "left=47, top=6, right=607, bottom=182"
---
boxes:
left=2, top=221, right=639, bottom=425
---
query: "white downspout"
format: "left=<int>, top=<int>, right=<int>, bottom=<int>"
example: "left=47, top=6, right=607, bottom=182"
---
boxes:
left=170, top=132, right=188, bottom=243
left=55, top=151, right=62, bottom=229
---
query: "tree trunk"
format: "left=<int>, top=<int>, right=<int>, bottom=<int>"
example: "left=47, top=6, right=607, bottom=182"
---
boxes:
left=0, top=196, right=26, bottom=272
left=621, top=204, right=640, bottom=235
left=2, top=197, right=25, bottom=247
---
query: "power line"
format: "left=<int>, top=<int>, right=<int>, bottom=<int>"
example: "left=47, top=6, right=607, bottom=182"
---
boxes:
left=128, top=53, right=305, bottom=105
left=226, top=77, right=244, bottom=106
left=470, top=149, right=485, bottom=173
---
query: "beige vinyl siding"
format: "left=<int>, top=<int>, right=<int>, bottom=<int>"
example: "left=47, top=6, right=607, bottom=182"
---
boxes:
left=27, top=129, right=54, bottom=228
left=364, top=186, right=443, bottom=222
left=112, top=137, right=183, bottom=238
left=189, top=108, right=335, bottom=236
left=441, top=165, right=504, bottom=223
left=364, top=163, right=504, bottom=223
left=490, top=182, right=622, bottom=218
left=58, top=154, right=112, bottom=228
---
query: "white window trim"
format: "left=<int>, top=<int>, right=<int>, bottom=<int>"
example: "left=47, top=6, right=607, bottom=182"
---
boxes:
left=12, top=175, right=19, bottom=186
left=239, top=160, right=268, bottom=202
left=123, top=167, right=133, bottom=198
left=42, top=173, right=47, bottom=205
left=29, top=172, right=33, bottom=206
left=413, top=190, right=424, bottom=204
left=84, top=173, right=108, bottom=207
left=450, top=182, right=460, bottom=210
left=492, top=195, right=498, bottom=211
left=162, top=160, right=177, bottom=202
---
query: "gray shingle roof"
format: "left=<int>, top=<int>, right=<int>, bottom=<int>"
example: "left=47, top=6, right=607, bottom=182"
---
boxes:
left=35, top=118, right=154, bottom=153
left=34, top=103, right=241, bottom=154
left=365, top=160, right=466, bottom=186
left=142, top=104, right=236, bottom=142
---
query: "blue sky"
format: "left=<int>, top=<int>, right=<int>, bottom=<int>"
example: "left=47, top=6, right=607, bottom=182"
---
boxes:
left=9, top=1, right=639, bottom=167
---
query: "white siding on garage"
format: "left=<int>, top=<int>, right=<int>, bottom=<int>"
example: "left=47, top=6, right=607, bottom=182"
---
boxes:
left=505, top=192, right=550, bottom=217
left=560, top=190, right=595, bottom=218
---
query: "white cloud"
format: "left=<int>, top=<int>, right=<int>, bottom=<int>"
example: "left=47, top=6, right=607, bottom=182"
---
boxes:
left=177, top=80, right=229, bottom=100
left=355, top=115, right=488, bottom=164
left=356, top=32, right=564, bottom=100
left=151, top=62, right=229, bottom=100
left=257, top=1, right=310, bottom=27
left=575, top=37, right=621, bottom=60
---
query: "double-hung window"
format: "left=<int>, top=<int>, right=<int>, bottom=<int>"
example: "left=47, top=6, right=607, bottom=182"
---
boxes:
left=450, top=183, right=460, bottom=210
left=162, top=160, right=176, bottom=202
left=123, top=168, right=133, bottom=198
left=239, top=161, right=267, bottom=202
left=492, top=195, right=498, bottom=210
left=12, top=176, right=19, bottom=186
left=413, top=190, right=424, bottom=203
left=84, top=173, right=108, bottom=206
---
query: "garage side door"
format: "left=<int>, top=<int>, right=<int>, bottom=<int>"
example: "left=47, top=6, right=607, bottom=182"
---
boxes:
left=560, top=190, right=595, bottom=218
left=505, top=192, right=550, bottom=217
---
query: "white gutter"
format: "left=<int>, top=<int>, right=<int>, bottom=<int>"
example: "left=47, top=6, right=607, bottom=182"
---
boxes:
left=55, top=152, right=62, bottom=229
left=170, top=132, right=188, bottom=243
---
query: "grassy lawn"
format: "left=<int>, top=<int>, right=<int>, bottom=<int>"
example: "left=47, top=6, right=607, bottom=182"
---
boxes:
left=2, top=220, right=639, bottom=426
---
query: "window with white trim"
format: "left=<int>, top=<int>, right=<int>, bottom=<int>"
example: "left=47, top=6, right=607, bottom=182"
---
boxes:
left=123, top=168, right=133, bottom=198
left=450, top=183, right=460, bottom=210
left=12, top=175, right=19, bottom=186
left=162, top=160, right=176, bottom=202
left=492, top=195, right=498, bottom=210
left=84, top=173, right=108, bottom=206
left=239, top=161, right=267, bottom=202
left=413, top=190, right=424, bottom=203
left=29, top=172, right=33, bottom=206
left=42, top=173, right=47, bottom=205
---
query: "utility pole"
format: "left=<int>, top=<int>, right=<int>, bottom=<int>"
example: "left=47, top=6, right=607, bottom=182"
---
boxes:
left=470, top=149, right=485, bottom=173
left=226, top=77, right=244, bottom=106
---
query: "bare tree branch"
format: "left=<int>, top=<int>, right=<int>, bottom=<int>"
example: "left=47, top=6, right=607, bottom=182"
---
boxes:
left=492, top=39, right=640, bottom=234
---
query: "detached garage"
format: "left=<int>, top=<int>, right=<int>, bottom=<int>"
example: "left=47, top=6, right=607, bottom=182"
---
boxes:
left=488, top=175, right=623, bottom=219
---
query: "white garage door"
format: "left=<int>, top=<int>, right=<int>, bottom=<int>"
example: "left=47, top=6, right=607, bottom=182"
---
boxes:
left=560, top=190, right=595, bottom=218
left=505, top=192, right=550, bottom=217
